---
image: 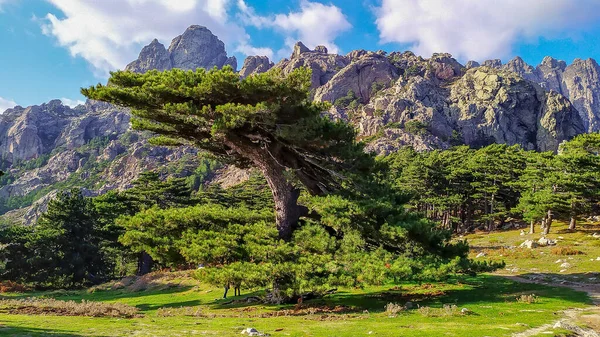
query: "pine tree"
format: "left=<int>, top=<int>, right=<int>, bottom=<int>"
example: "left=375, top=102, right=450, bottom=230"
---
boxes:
left=82, top=67, right=366, bottom=240
left=31, top=190, right=108, bottom=287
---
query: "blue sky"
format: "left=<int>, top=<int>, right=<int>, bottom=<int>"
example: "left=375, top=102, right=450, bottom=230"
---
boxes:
left=1, top=0, right=600, bottom=111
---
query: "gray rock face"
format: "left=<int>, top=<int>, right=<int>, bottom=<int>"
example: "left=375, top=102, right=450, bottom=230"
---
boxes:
left=239, top=56, right=273, bottom=78
left=126, top=25, right=237, bottom=73
left=350, top=66, right=583, bottom=154
left=465, top=60, right=480, bottom=69
left=125, top=39, right=171, bottom=73
left=497, top=56, right=600, bottom=132
left=274, top=44, right=351, bottom=89
left=313, top=52, right=399, bottom=103
left=168, top=25, right=235, bottom=71
left=0, top=100, right=81, bottom=163
left=482, top=59, right=502, bottom=68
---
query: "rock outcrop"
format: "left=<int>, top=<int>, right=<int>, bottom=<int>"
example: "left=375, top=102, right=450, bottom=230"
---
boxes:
left=239, top=56, right=273, bottom=78
left=126, top=25, right=237, bottom=73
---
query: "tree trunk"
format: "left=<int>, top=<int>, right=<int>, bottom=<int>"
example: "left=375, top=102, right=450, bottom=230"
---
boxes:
left=224, top=137, right=300, bottom=241
left=543, top=210, right=553, bottom=235
left=529, top=220, right=535, bottom=234
left=137, top=251, right=153, bottom=276
left=569, top=217, right=577, bottom=231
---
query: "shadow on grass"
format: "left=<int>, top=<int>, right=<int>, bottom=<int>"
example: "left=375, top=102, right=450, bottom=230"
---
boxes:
left=0, top=326, right=108, bottom=337
left=53, top=285, right=195, bottom=303
left=213, top=275, right=591, bottom=314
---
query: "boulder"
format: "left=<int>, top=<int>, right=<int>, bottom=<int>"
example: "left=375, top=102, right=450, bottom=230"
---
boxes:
left=538, top=237, right=556, bottom=246
left=520, top=240, right=538, bottom=249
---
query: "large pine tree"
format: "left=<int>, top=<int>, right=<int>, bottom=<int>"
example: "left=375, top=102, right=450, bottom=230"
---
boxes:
left=83, top=67, right=366, bottom=240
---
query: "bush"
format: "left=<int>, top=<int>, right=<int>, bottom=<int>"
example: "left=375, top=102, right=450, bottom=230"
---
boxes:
left=551, top=246, right=584, bottom=256
left=516, top=294, right=538, bottom=304
left=417, top=304, right=463, bottom=317
left=385, top=302, right=405, bottom=315
left=156, top=306, right=205, bottom=317
left=0, top=281, right=28, bottom=293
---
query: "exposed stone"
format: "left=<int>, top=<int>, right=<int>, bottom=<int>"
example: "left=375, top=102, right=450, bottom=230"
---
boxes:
left=292, top=41, right=310, bottom=58
left=125, top=39, right=171, bottom=73
left=538, top=237, right=557, bottom=247
left=240, top=56, right=273, bottom=78
left=314, top=45, right=328, bottom=54
left=482, top=59, right=502, bottom=68
left=465, top=60, right=480, bottom=69
left=314, top=53, right=399, bottom=103
left=520, top=240, right=538, bottom=249
left=169, top=25, right=236, bottom=71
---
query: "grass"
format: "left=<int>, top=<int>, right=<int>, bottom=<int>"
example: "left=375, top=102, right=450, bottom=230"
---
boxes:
left=0, top=274, right=592, bottom=337
left=466, top=221, right=600, bottom=284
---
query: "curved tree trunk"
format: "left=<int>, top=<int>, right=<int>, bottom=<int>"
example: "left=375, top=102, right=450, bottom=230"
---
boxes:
left=224, top=136, right=300, bottom=241
left=543, top=210, right=553, bottom=235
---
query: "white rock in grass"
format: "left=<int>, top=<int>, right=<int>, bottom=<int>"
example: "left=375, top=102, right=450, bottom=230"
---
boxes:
left=560, top=269, right=567, bottom=273
left=520, top=240, right=538, bottom=249
left=560, top=263, right=571, bottom=269
left=476, top=252, right=487, bottom=258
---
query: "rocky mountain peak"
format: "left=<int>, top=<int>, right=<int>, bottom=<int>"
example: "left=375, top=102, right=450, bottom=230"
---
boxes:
left=541, top=56, right=566, bottom=70
left=239, top=55, right=274, bottom=78
left=465, top=60, right=480, bottom=69
left=125, top=25, right=237, bottom=73
left=292, top=41, right=311, bottom=58
left=482, top=59, right=502, bottom=68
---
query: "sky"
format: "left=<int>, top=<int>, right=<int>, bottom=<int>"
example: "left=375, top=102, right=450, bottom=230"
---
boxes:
left=2, top=0, right=600, bottom=111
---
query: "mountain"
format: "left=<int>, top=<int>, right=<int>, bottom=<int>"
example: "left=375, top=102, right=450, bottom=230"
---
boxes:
left=0, top=25, right=597, bottom=225
left=126, top=25, right=237, bottom=73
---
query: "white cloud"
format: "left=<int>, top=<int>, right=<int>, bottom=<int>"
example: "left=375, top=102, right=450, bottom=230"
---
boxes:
left=375, top=0, right=600, bottom=61
left=239, top=0, right=351, bottom=57
left=0, top=97, right=17, bottom=112
left=60, top=97, right=85, bottom=108
left=41, top=0, right=269, bottom=76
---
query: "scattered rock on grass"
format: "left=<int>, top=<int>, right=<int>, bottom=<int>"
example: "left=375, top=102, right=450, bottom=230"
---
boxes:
left=538, top=237, right=556, bottom=247
left=241, top=328, right=269, bottom=336
left=560, top=263, right=572, bottom=269
left=520, top=240, right=538, bottom=249
left=476, top=252, right=487, bottom=258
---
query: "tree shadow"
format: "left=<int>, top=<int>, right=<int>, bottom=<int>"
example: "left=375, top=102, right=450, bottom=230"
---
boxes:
left=0, top=326, right=109, bottom=337
left=211, top=275, right=592, bottom=314
left=52, top=286, right=195, bottom=303
left=136, top=299, right=203, bottom=311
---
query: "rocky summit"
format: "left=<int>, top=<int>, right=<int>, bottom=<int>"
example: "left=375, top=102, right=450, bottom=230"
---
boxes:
left=1, top=25, right=598, bottom=225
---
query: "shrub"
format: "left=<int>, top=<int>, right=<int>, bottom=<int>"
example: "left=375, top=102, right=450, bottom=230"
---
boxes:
left=0, top=281, right=28, bottom=293
left=385, top=302, right=405, bottom=315
left=156, top=306, right=204, bottom=317
left=417, top=304, right=462, bottom=317
left=551, top=246, right=584, bottom=256
left=516, top=294, right=538, bottom=304
left=404, top=120, right=428, bottom=135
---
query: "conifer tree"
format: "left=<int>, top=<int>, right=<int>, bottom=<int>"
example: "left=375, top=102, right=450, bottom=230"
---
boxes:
left=82, top=67, right=366, bottom=240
